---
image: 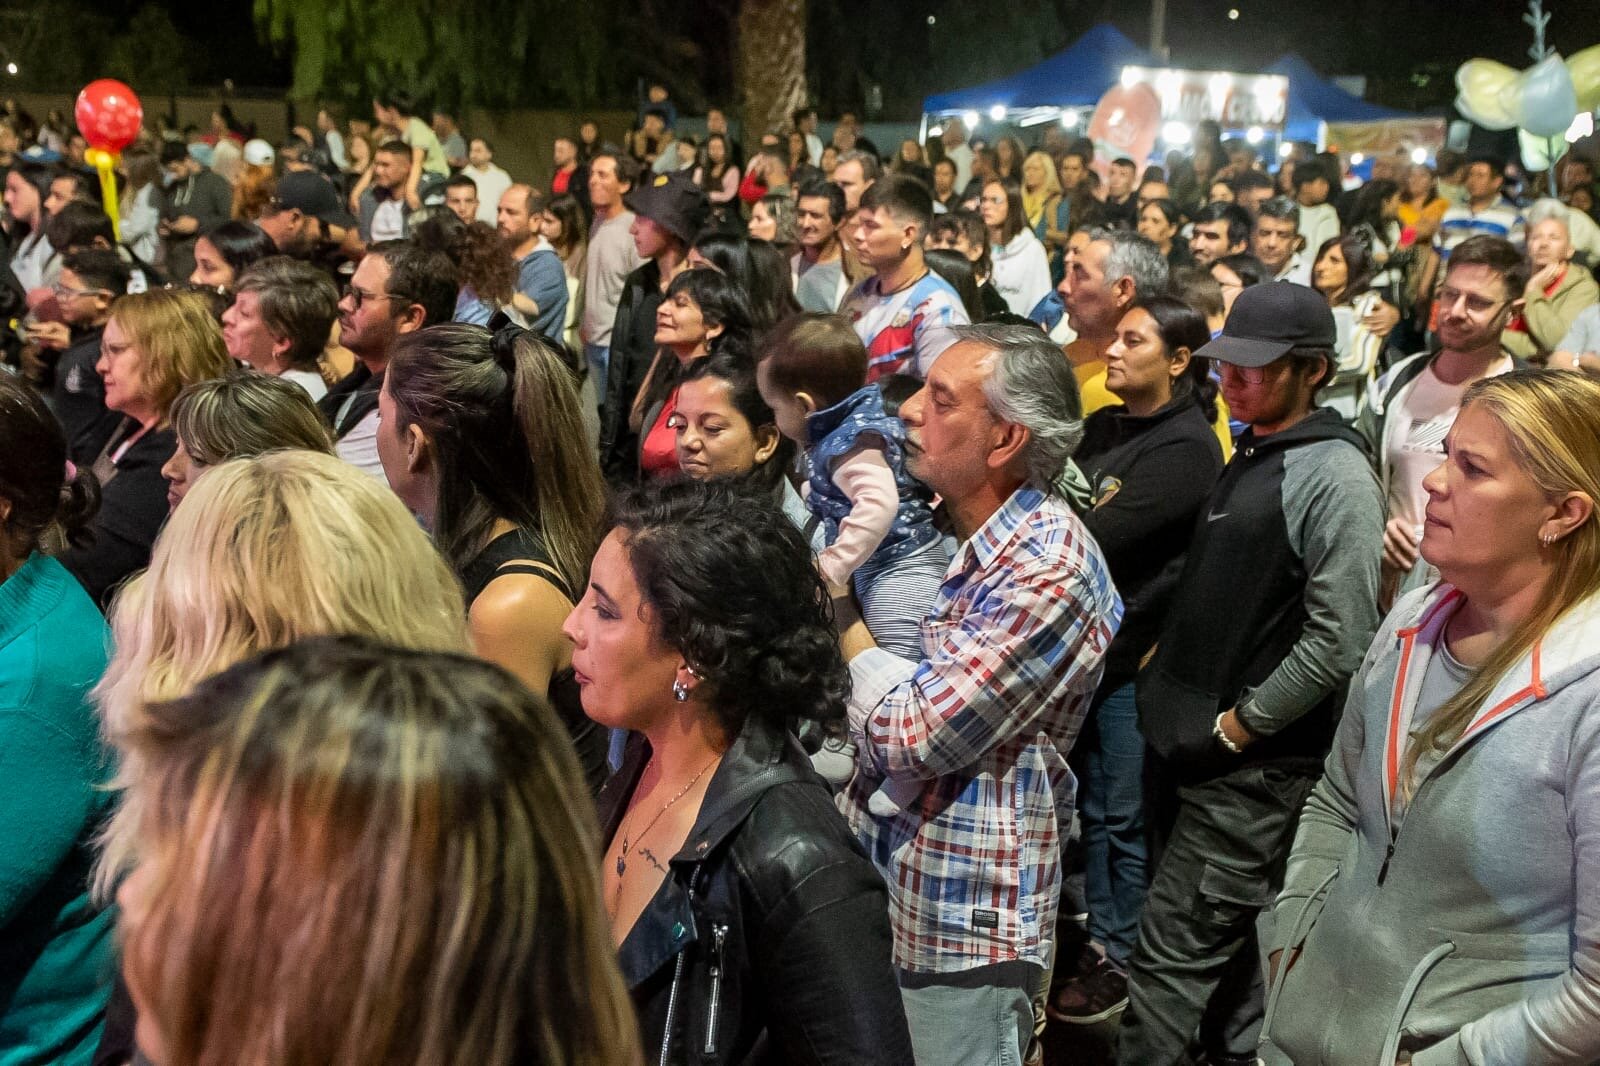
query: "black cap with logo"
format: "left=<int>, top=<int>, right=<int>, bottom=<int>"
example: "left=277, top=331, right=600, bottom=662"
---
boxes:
left=1197, top=282, right=1337, bottom=368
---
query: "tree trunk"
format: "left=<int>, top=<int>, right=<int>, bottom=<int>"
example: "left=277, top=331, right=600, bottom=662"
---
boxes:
left=736, top=0, right=807, bottom=144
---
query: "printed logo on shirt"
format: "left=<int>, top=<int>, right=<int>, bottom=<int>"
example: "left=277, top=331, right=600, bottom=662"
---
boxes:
left=1092, top=475, right=1122, bottom=509
left=65, top=364, right=85, bottom=394
left=1402, top=416, right=1452, bottom=456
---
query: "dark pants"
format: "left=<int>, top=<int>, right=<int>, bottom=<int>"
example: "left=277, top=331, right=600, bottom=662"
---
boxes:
left=1077, top=681, right=1148, bottom=966
left=1116, top=756, right=1317, bottom=1066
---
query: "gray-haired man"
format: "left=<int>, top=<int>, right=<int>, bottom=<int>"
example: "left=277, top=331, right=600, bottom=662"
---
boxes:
left=833, top=324, right=1123, bottom=1066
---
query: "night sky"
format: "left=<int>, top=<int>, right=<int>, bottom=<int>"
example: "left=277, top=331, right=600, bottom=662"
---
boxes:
left=132, top=0, right=1600, bottom=113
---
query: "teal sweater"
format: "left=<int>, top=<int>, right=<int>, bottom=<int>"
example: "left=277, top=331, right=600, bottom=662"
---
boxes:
left=0, top=553, right=114, bottom=1066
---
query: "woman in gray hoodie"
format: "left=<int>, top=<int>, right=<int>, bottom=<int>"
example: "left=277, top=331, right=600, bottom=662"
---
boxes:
left=1261, top=369, right=1600, bottom=1066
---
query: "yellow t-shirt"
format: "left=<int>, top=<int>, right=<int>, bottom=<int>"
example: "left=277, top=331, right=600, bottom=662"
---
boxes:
left=1076, top=359, right=1235, bottom=461
left=1074, top=361, right=1118, bottom=415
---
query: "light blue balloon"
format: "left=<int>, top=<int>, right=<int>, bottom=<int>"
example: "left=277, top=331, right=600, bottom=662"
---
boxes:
left=1517, top=53, right=1578, bottom=137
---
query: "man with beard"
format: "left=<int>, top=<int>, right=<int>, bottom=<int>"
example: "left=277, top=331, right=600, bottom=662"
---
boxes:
left=497, top=183, right=568, bottom=341
left=551, top=136, right=580, bottom=196
left=318, top=240, right=457, bottom=480
left=257, top=171, right=354, bottom=261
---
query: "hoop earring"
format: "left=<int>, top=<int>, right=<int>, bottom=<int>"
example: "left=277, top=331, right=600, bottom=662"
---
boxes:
left=672, top=679, right=691, bottom=702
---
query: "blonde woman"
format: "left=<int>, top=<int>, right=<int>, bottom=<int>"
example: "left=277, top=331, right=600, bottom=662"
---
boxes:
left=1022, top=149, right=1070, bottom=278
left=90, top=449, right=471, bottom=1065
left=160, top=373, right=333, bottom=509
left=1263, top=370, right=1600, bottom=1066
left=114, top=635, right=640, bottom=1066
left=57, top=288, right=233, bottom=608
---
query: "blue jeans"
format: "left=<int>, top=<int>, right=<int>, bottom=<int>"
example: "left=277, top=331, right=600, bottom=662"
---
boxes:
left=583, top=342, right=609, bottom=399
left=1079, top=681, right=1148, bottom=965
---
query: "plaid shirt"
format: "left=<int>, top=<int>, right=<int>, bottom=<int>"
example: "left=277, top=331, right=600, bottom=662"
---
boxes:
left=838, top=483, right=1121, bottom=973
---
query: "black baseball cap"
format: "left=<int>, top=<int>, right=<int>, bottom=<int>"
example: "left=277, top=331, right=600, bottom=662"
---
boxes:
left=1197, top=281, right=1337, bottom=368
left=272, top=171, right=355, bottom=229
left=623, top=171, right=709, bottom=245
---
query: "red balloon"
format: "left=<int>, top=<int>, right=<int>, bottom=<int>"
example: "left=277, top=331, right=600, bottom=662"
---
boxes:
left=75, top=79, right=144, bottom=153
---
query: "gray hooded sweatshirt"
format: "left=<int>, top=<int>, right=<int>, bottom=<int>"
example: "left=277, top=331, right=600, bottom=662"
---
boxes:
left=1261, top=582, right=1600, bottom=1066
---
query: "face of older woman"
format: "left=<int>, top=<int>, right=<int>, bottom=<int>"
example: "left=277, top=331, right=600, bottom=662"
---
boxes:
left=671, top=375, right=778, bottom=480
left=97, top=317, right=160, bottom=424
left=1420, top=403, right=1561, bottom=582
left=562, top=530, right=686, bottom=732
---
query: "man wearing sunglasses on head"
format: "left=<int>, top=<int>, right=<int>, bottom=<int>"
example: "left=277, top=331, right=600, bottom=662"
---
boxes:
left=1359, top=235, right=1527, bottom=609
left=1119, top=281, right=1383, bottom=1066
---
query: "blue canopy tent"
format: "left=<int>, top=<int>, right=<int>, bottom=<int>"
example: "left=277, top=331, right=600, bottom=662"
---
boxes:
left=922, top=23, right=1159, bottom=116
left=1269, top=53, right=1425, bottom=144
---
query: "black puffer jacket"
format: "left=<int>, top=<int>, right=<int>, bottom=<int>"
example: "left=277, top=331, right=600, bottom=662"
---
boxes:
left=599, top=719, right=914, bottom=1065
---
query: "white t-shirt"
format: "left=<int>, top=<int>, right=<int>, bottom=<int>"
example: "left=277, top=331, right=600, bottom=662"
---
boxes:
left=281, top=368, right=328, bottom=402
left=989, top=230, right=1053, bottom=317
left=370, top=198, right=406, bottom=242
left=334, top=407, right=386, bottom=481
left=468, top=163, right=512, bottom=225
left=1382, top=357, right=1512, bottom=531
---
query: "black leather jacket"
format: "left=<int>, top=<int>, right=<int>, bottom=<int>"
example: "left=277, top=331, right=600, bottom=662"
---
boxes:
left=599, top=718, right=914, bottom=1065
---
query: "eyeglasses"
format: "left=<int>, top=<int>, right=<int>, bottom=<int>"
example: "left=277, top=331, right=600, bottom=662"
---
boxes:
left=345, top=288, right=411, bottom=309
left=1436, top=286, right=1509, bottom=317
left=51, top=282, right=111, bottom=299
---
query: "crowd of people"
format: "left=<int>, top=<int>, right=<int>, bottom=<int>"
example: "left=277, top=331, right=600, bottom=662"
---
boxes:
left=2, top=82, right=1600, bottom=1066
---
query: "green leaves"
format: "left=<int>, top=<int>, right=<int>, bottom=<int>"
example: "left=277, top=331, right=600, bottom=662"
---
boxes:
left=252, top=0, right=612, bottom=108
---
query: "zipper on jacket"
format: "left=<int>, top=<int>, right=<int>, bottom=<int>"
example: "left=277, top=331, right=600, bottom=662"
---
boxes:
left=657, top=883, right=696, bottom=1066
left=702, top=922, right=728, bottom=1055
left=1378, top=837, right=1396, bottom=885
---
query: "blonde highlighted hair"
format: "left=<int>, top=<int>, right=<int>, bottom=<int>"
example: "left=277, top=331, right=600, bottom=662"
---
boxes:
left=96, top=450, right=469, bottom=893
left=1404, top=369, right=1600, bottom=788
left=107, top=288, right=234, bottom=421
left=170, top=372, right=333, bottom=465
left=118, top=636, right=640, bottom=1066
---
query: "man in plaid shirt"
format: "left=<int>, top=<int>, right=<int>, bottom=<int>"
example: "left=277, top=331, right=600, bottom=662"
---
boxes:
left=832, top=324, right=1122, bottom=1066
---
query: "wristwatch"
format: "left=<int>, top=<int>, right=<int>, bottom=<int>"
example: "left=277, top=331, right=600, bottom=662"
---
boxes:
left=1214, top=711, right=1246, bottom=754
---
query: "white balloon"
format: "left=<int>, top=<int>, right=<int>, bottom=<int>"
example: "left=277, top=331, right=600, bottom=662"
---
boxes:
left=1516, top=53, right=1579, bottom=138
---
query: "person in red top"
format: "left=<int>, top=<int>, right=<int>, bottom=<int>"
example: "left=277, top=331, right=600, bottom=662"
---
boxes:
left=550, top=136, right=579, bottom=197
left=632, top=268, right=754, bottom=480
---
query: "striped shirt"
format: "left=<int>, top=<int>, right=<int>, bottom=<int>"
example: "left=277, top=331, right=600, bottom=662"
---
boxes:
left=1436, top=198, right=1525, bottom=257
left=838, top=483, right=1122, bottom=973
left=841, top=269, right=970, bottom=381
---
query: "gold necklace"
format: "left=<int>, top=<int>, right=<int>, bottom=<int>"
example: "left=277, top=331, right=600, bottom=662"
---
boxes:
left=613, top=755, right=720, bottom=884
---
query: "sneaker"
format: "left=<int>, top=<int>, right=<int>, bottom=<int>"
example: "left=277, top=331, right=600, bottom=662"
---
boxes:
left=1046, top=955, right=1129, bottom=1025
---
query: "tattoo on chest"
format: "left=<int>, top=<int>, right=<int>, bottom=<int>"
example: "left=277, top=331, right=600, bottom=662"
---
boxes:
left=638, top=846, right=668, bottom=873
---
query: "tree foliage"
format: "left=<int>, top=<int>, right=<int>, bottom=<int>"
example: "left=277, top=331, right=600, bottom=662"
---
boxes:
left=252, top=0, right=615, bottom=109
left=107, top=5, right=194, bottom=96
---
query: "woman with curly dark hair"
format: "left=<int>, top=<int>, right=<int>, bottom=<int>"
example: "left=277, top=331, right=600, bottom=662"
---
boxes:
left=564, top=477, right=914, bottom=1064
left=413, top=212, right=515, bottom=327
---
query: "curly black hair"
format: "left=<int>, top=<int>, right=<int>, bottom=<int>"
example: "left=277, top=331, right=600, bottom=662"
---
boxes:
left=607, top=477, right=848, bottom=738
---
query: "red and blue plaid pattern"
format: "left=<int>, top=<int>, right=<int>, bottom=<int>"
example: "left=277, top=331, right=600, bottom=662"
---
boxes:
left=839, top=484, right=1122, bottom=973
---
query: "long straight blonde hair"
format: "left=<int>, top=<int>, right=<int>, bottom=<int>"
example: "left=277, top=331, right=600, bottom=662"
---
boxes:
left=118, top=637, right=641, bottom=1066
left=1404, top=370, right=1600, bottom=788
left=96, top=450, right=470, bottom=893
